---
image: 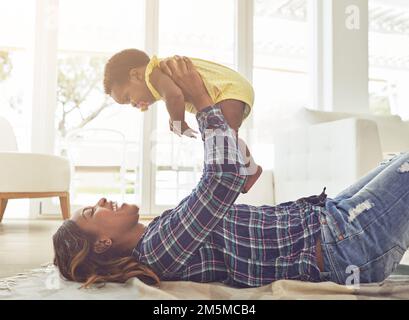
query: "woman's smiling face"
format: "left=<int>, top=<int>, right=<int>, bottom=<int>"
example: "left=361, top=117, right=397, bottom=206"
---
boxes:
left=71, top=198, right=141, bottom=253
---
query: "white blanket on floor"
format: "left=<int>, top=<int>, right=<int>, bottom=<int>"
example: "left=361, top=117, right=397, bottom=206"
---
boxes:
left=1, top=265, right=409, bottom=300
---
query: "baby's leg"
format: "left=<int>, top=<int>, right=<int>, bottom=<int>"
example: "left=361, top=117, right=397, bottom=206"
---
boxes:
left=218, top=99, right=262, bottom=193
left=218, top=99, right=244, bottom=132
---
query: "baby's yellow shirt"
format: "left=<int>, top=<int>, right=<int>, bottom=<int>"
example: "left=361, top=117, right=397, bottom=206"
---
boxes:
left=145, top=56, right=254, bottom=120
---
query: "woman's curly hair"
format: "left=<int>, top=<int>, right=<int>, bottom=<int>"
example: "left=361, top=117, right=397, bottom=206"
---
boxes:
left=53, top=220, right=160, bottom=288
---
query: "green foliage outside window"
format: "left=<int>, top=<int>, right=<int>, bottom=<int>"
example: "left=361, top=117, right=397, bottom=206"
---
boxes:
left=56, top=55, right=113, bottom=138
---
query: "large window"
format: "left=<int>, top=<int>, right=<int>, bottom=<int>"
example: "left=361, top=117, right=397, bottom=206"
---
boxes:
left=0, top=0, right=315, bottom=218
left=54, top=0, right=146, bottom=211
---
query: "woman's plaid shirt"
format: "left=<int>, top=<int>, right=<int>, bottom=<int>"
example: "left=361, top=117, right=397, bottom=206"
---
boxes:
left=132, top=105, right=326, bottom=288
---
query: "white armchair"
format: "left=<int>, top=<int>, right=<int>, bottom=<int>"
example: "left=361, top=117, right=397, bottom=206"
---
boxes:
left=0, top=116, right=71, bottom=222
left=274, top=108, right=409, bottom=204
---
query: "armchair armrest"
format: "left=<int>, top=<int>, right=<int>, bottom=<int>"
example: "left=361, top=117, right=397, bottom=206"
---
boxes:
left=0, top=152, right=71, bottom=193
left=274, top=118, right=383, bottom=204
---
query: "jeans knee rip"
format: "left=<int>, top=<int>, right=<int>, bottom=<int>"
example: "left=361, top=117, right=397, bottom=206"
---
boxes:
left=348, top=200, right=375, bottom=222
left=397, top=162, right=409, bottom=173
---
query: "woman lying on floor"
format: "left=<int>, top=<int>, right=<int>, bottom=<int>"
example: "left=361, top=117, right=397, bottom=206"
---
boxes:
left=53, top=57, right=409, bottom=288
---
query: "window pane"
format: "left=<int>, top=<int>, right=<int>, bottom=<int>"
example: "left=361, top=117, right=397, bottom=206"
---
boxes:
left=158, top=0, right=235, bottom=64
left=58, top=0, right=144, bottom=52
left=154, top=0, right=236, bottom=207
left=0, top=0, right=34, bottom=48
left=153, top=111, right=203, bottom=206
left=252, top=68, right=309, bottom=169
left=0, top=0, right=35, bottom=151
left=0, top=50, right=32, bottom=151
left=56, top=0, right=145, bottom=208
left=369, top=1, right=409, bottom=120
left=253, top=0, right=309, bottom=169
left=254, top=0, right=308, bottom=71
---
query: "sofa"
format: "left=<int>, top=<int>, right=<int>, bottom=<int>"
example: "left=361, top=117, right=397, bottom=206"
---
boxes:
left=273, top=108, right=409, bottom=204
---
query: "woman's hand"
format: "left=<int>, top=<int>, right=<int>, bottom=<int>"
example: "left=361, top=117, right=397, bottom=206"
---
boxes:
left=159, top=56, right=213, bottom=112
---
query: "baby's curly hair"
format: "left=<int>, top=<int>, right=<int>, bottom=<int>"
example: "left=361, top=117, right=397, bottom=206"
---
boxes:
left=103, top=49, right=150, bottom=95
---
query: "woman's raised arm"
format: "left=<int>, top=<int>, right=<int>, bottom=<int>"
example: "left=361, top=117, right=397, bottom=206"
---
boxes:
left=133, top=57, right=247, bottom=275
left=159, top=56, right=213, bottom=112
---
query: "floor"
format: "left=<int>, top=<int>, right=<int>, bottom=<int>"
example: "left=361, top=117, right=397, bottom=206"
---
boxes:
left=1, top=219, right=409, bottom=279
left=0, top=220, right=59, bottom=278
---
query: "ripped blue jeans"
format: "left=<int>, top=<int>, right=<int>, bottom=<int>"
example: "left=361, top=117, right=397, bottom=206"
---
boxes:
left=319, top=151, right=409, bottom=285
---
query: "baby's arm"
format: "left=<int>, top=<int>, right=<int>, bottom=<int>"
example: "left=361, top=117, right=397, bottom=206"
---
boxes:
left=150, top=67, right=197, bottom=137
left=149, top=67, right=185, bottom=122
left=150, top=68, right=197, bottom=138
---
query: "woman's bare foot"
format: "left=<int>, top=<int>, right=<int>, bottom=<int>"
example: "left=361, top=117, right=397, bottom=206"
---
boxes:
left=242, top=165, right=263, bottom=194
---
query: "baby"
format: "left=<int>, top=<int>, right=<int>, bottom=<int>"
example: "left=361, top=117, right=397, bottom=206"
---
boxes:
left=103, top=49, right=262, bottom=193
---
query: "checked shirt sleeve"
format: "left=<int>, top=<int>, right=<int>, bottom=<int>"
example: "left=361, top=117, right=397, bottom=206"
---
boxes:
left=137, top=105, right=247, bottom=275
